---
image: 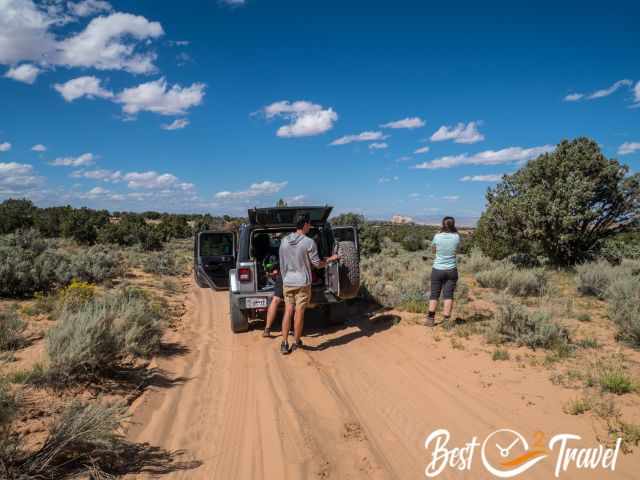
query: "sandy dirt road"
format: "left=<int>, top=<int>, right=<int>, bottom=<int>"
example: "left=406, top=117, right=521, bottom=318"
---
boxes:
left=127, top=280, right=639, bottom=479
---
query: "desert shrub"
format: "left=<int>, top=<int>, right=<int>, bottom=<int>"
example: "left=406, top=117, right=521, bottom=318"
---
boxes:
left=563, top=397, right=592, bottom=415
left=20, top=400, right=129, bottom=478
left=361, top=247, right=430, bottom=307
left=587, top=359, right=637, bottom=395
left=492, top=295, right=569, bottom=349
left=0, top=235, right=70, bottom=297
left=0, top=308, right=26, bottom=351
left=507, top=269, right=547, bottom=296
left=55, top=280, right=96, bottom=315
left=142, top=250, right=181, bottom=276
left=475, top=263, right=513, bottom=290
left=475, top=138, right=640, bottom=265
left=0, top=379, right=17, bottom=428
left=68, top=245, right=124, bottom=283
left=492, top=348, right=509, bottom=361
left=0, top=199, right=36, bottom=235
left=607, top=276, right=640, bottom=346
left=575, top=260, right=618, bottom=298
left=401, top=234, right=423, bottom=252
left=462, top=248, right=494, bottom=273
left=576, top=312, right=592, bottom=322
left=46, top=287, right=164, bottom=381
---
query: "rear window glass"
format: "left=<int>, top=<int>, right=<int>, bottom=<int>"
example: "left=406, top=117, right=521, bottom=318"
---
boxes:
left=254, top=208, right=328, bottom=225
left=199, top=233, right=233, bottom=256
left=333, top=228, right=356, bottom=243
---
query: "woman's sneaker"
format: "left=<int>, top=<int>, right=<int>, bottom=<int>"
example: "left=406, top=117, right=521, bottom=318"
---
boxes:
left=280, top=341, right=290, bottom=355
left=425, top=315, right=435, bottom=327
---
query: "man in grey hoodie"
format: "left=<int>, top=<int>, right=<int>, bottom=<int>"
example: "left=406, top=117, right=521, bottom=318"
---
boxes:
left=279, top=214, right=339, bottom=354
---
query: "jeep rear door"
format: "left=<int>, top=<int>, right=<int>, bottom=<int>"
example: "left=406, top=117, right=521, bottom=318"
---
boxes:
left=195, top=231, right=236, bottom=289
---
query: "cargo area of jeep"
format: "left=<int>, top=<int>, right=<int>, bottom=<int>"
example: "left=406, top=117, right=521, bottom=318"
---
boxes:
left=193, top=206, right=360, bottom=333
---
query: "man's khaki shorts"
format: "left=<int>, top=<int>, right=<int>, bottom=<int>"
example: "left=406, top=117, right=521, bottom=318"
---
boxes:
left=283, top=285, right=311, bottom=308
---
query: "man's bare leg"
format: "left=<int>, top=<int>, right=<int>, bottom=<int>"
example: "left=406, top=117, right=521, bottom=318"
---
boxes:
left=264, top=296, right=281, bottom=337
left=293, top=306, right=306, bottom=345
left=281, top=303, right=294, bottom=344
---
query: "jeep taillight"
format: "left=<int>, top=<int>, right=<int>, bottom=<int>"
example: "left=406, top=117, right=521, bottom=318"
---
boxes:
left=238, top=267, right=252, bottom=283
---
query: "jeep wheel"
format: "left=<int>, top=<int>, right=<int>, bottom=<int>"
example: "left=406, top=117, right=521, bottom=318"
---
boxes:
left=337, top=241, right=360, bottom=299
left=230, top=296, right=249, bottom=333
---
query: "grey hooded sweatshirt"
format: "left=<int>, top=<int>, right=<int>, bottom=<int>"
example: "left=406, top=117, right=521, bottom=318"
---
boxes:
left=279, top=232, right=321, bottom=287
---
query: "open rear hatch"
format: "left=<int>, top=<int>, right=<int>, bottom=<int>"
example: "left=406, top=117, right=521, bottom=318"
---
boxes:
left=248, top=206, right=332, bottom=227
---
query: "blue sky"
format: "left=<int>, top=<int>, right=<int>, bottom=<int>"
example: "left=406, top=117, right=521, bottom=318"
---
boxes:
left=1, top=0, right=639, bottom=221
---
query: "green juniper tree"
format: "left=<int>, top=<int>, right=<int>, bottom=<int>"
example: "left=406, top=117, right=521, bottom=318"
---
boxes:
left=476, top=138, right=640, bottom=265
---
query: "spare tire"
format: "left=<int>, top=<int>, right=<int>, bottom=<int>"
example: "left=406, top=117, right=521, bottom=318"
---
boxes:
left=337, top=241, right=360, bottom=299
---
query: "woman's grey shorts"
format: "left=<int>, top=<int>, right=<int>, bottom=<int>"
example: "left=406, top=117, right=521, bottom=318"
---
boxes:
left=430, top=268, right=459, bottom=300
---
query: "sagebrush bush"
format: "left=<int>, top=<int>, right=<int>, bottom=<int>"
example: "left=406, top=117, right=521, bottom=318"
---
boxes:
left=607, top=276, right=640, bottom=346
left=361, top=246, right=431, bottom=307
left=508, top=253, right=541, bottom=269
left=0, top=378, right=16, bottom=428
left=507, top=269, right=547, bottom=297
left=68, top=245, right=124, bottom=283
left=0, top=308, right=26, bottom=351
left=46, top=287, right=164, bottom=381
left=576, top=260, right=617, bottom=298
left=475, top=263, right=513, bottom=290
left=20, top=400, right=129, bottom=478
left=492, top=295, right=569, bottom=349
left=142, top=250, right=182, bottom=276
left=462, top=248, right=494, bottom=273
left=0, top=244, right=70, bottom=297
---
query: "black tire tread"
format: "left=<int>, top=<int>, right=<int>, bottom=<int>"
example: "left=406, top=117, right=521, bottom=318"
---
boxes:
left=337, top=241, right=360, bottom=299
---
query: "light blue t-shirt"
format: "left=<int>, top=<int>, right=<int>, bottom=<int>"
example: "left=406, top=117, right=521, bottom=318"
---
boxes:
left=432, top=232, right=460, bottom=270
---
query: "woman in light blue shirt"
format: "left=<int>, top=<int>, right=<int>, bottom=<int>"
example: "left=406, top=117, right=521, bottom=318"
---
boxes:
left=426, top=216, right=460, bottom=326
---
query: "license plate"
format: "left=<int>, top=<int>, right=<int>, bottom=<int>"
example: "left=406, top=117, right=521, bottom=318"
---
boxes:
left=246, top=297, right=268, bottom=308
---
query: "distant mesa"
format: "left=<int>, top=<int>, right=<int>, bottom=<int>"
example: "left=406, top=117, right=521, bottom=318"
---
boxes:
left=391, top=214, right=414, bottom=224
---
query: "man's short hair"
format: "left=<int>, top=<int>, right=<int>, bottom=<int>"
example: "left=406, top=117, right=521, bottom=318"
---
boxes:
left=296, top=213, right=311, bottom=230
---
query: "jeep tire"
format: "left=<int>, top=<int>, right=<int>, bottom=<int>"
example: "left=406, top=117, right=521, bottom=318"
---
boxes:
left=336, top=241, right=360, bottom=299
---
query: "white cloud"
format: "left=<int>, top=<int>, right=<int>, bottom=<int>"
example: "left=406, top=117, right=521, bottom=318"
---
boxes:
left=54, top=75, right=113, bottom=101
left=0, top=0, right=57, bottom=65
left=0, top=142, right=11, bottom=152
left=116, top=77, right=205, bottom=116
left=161, top=118, right=189, bottom=130
left=430, top=121, right=484, bottom=144
left=124, top=171, right=179, bottom=189
left=215, top=180, right=287, bottom=200
left=56, top=12, right=163, bottom=74
left=442, top=195, right=459, bottom=201
left=0, top=161, right=42, bottom=188
left=618, top=142, right=640, bottom=155
left=31, top=144, right=46, bottom=152
left=563, top=93, right=584, bottom=102
left=395, top=156, right=412, bottom=162
left=414, top=145, right=554, bottom=170
left=50, top=152, right=95, bottom=166
left=71, top=168, right=122, bottom=181
left=460, top=174, right=503, bottom=182
left=330, top=131, right=386, bottom=146
left=414, top=146, right=430, bottom=154
left=221, top=0, right=246, bottom=5
left=4, top=63, right=40, bottom=84
left=634, top=81, right=640, bottom=105
left=588, top=79, right=632, bottom=99
left=380, top=117, right=425, bottom=129
left=378, top=176, right=399, bottom=183
left=564, top=79, right=634, bottom=103
left=0, top=3, right=163, bottom=75
left=369, top=142, right=388, bottom=150
left=67, top=0, right=113, bottom=17
left=262, top=100, right=337, bottom=138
